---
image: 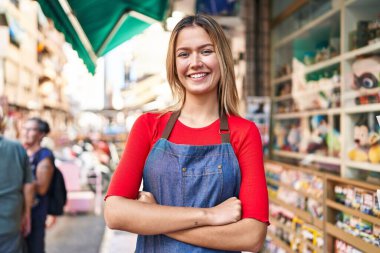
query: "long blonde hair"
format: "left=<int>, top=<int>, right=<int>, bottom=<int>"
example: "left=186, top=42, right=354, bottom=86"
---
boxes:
left=166, top=14, right=239, bottom=116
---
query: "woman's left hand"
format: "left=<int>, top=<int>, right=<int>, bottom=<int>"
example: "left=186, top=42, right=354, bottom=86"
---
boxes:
left=137, top=191, right=157, bottom=204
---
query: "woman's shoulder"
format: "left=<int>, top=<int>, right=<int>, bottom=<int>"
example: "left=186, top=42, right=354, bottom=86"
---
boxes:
left=228, top=114, right=258, bottom=131
left=136, top=111, right=171, bottom=126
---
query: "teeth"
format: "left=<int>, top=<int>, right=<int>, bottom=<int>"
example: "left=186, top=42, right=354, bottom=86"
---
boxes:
left=190, top=73, right=206, bottom=79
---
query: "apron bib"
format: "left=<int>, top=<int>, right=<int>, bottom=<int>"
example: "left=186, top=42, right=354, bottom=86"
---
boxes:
left=136, top=111, right=241, bottom=253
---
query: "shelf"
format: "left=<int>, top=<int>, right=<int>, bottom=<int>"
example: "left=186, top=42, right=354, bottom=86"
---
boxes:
left=273, top=150, right=305, bottom=159
left=344, top=0, right=358, bottom=7
left=267, top=159, right=329, bottom=178
left=267, top=231, right=293, bottom=253
left=274, top=8, right=340, bottom=49
left=273, top=150, right=341, bottom=165
left=345, top=160, right=380, bottom=173
left=271, top=74, right=292, bottom=86
left=269, top=179, right=323, bottom=203
left=304, top=55, right=341, bottom=74
left=344, top=103, right=380, bottom=114
left=273, top=94, right=293, bottom=102
left=343, top=41, right=380, bottom=61
left=273, top=108, right=342, bottom=119
left=343, top=87, right=380, bottom=100
left=303, top=240, right=324, bottom=253
left=269, top=218, right=293, bottom=234
left=326, top=199, right=380, bottom=226
left=267, top=178, right=279, bottom=186
left=326, top=223, right=380, bottom=253
left=325, top=173, right=380, bottom=191
left=269, top=196, right=312, bottom=223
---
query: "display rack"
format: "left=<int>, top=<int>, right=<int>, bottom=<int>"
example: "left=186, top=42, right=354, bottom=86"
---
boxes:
left=267, top=0, right=380, bottom=252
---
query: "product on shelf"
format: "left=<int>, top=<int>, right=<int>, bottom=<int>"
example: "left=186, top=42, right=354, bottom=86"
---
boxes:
left=351, top=20, right=380, bottom=50
left=348, top=114, right=380, bottom=164
left=335, top=239, right=363, bottom=253
left=334, top=184, right=380, bottom=218
left=292, top=65, right=341, bottom=111
left=351, top=55, right=380, bottom=105
left=368, top=132, right=380, bottom=163
left=336, top=211, right=380, bottom=247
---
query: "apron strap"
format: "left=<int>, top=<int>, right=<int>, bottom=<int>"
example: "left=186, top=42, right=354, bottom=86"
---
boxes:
left=161, top=111, right=230, bottom=143
left=220, top=112, right=230, bottom=143
left=161, top=111, right=181, bottom=140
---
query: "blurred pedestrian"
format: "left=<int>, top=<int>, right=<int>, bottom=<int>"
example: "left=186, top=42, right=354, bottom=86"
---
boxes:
left=0, top=107, right=34, bottom=253
left=104, top=14, right=268, bottom=252
left=21, top=118, right=54, bottom=253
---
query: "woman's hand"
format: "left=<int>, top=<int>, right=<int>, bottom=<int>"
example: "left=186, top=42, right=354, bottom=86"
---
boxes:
left=207, top=197, right=241, bottom=226
left=137, top=191, right=157, bottom=204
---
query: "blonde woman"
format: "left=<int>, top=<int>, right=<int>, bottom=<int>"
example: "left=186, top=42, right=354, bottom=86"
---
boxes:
left=105, top=14, right=268, bottom=252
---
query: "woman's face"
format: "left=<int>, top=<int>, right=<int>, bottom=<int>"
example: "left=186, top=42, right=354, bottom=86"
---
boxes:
left=21, top=120, right=43, bottom=147
left=175, top=26, right=221, bottom=96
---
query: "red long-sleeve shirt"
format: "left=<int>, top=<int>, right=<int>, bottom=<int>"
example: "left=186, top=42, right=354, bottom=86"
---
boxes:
left=106, top=112, right=269, bottom=223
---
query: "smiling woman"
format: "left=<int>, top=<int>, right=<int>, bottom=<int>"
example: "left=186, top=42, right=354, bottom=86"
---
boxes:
left=104, top=14, right=269, bottom=253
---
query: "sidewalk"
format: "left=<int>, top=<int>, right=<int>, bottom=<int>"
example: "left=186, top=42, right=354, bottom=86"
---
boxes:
left=99, top=227, right=137, bottom=253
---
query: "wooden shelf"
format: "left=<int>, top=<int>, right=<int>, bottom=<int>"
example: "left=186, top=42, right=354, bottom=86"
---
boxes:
left=273, top=150, right=341, bottom=165
left=273, top=94, right=293, bottom=102
left=345, top=160, right=380, bottom=173
left=304, top=55, right=341, bottom=74
left=273, top=108, right=341, bottom=119
left=268, top=196, right=325, bottom=229
left=268, top=178, right=323, bottom=203
left=271, top=74, right=292, bottom=86
left=273, top=8, right=340, bottom=49
left=266, top=160, right=327, bottom=178
left=325, top=173, right=380, bottom=191
left=326, top=199, right=380, bottom=226
left=326, top=223, right=380, bottom=253
left=267, top=231, right=293, bottom=253
left=303, top=240, right=323, bottom=253
left=344, top=103, right=380, bottom=114
left=267, top=178, right=279, bottom=186
left=269, top=218, right=293, bottom=234
left=273, top=150, right=305, bottom=159
left=343, top=41, right=380, bottom=61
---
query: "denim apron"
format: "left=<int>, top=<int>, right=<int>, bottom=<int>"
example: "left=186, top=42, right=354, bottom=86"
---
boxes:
left=135, top=111, right=241, bottom=253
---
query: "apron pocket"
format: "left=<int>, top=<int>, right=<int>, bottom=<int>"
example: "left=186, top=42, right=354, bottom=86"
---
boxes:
left=182, top=165, right=223, bottom=208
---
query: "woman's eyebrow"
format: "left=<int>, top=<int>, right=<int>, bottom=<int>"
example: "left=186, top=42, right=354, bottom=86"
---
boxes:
left=176, top=43, right=214, bottom=52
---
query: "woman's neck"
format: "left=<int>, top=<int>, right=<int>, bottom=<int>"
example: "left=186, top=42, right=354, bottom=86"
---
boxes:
left=180, top=93, right=219, bottom=128
left=25, top=143, right=41, bottom=156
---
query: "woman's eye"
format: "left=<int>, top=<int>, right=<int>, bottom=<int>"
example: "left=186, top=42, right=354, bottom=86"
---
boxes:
left=202, top=49, right=213, bottom=55
left=178, top=52, right=188, bottom=57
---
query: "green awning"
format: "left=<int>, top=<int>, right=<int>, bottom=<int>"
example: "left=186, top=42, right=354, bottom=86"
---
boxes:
left=37, top=0, right=169, bottom=74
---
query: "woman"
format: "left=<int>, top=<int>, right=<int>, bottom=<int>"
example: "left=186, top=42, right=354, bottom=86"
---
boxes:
left=21, top=117, right=54, bottom=253
left=104, top=14, right=268, bottom=252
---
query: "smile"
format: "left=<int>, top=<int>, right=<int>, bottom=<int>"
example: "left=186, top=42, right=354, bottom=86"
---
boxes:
left=189, top=73, right=208, bottom=79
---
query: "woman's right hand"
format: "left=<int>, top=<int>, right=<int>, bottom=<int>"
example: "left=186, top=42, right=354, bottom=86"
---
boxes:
left=207, top=197, right=241, bottom=226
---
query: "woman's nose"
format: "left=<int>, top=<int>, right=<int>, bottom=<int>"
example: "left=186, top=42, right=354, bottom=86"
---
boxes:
left=190, top=54, right=203, bottom=68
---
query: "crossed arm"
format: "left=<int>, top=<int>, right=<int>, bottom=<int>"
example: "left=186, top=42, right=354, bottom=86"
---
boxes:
left=104, top=193, right=267, bottom=252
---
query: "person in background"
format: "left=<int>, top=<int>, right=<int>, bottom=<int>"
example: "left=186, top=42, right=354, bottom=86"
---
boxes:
left=104, top=14, right=268, bottom=252
left=0, top=107, right=34, bottom=253
left=21, top=117, right=54, bottom=253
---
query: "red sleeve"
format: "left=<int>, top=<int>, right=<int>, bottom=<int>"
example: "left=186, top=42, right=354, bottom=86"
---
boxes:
left=105, top=114, right=153, bottom=200
left=236, top=122, right=269, bottom=224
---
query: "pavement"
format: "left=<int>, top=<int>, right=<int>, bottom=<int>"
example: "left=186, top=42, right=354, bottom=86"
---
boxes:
left=99, top=228, right=137, bottom=253
left=46, top=213, right=106, bottom=253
